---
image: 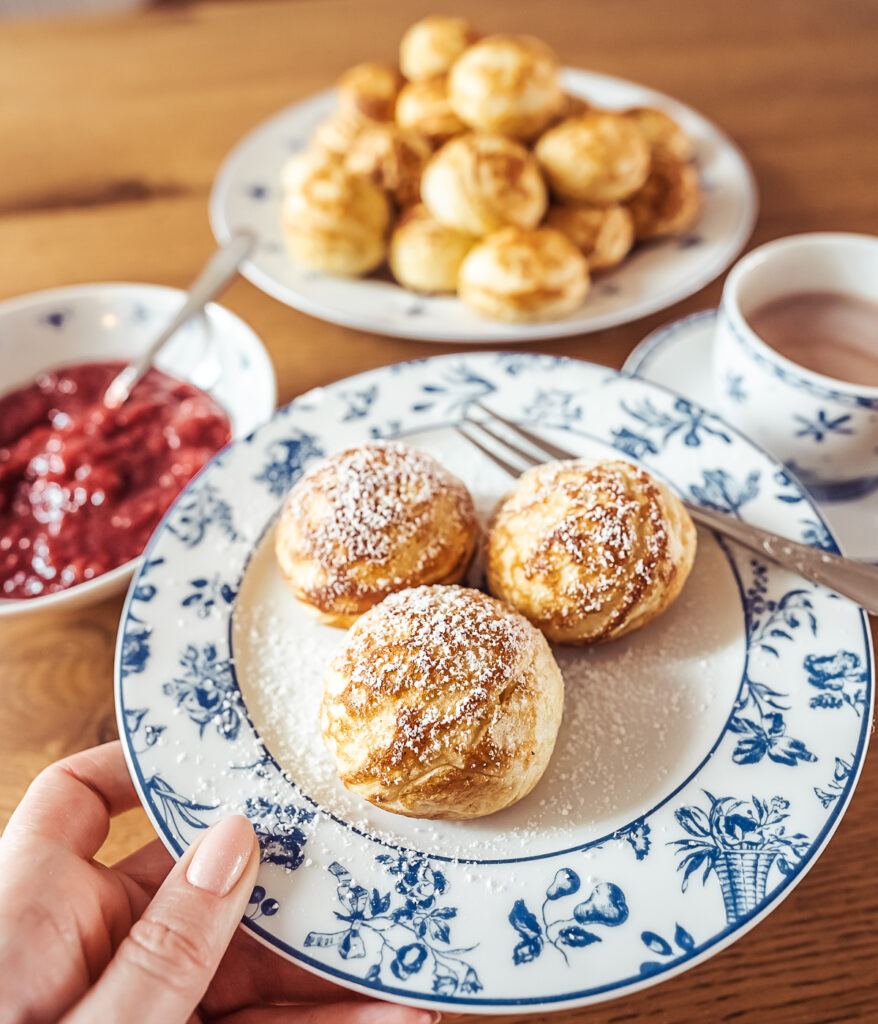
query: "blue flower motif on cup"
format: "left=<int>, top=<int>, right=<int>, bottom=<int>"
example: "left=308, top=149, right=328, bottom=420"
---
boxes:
left=813, top=755, right=854, bottom=808
left=143, top=775, right=216, bottom=847
left=181, top=575, right=237, bottom=617
left=804, top=651, right=868, bottom=716
left=304, top=857, right=482, bottom=997
left=523, top=389, right=586, bottom=426
left=639, top=922, right=696, bottom=976
left=244, top=796, right=315, bottom=871
left=619, top=396, right=732, bottom=452
left=508, top=870, right=628, bottom=966
left=793, top=409, right=854, bottom=443
left=254, top=432, right=325, bottom=498
left=338, top=384, right=378, bottom=422
left=411, top=363, right=496, bottom=417
left=246, top=183, right=270, bottom=200
left=166, top=481, right=240, bottom=547
left=671, top=793, right=810, bottom=924
left=162, top=643, right=242, bottom=740
left=690, top=468, right=760, bottom=518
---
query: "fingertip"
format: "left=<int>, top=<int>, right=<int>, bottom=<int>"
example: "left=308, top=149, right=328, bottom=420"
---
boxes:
left=185, top=815, right=259, bottom=897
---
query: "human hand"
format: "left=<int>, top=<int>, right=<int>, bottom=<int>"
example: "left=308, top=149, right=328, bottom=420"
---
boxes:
left=0, top=741, right=439, bottom=1024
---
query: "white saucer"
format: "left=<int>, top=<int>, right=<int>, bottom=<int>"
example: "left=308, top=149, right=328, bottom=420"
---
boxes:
left=624, top=310, right=878, bottom=561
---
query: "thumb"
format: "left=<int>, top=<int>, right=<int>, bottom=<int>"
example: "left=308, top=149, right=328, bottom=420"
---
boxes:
left=63, top=815, right=259, bottom=1024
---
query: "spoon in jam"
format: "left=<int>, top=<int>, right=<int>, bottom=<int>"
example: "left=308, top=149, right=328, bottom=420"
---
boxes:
left=102, top=228, right=258, bottom=410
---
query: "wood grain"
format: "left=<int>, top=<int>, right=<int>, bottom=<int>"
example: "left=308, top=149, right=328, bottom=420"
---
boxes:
left=0, top=1, right=876, bottom=1021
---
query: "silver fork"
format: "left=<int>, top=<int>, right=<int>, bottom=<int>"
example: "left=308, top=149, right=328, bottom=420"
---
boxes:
left=456, top=402, right=878, bottom=615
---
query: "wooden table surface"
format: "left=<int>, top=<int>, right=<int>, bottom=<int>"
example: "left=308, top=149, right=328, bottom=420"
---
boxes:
left=1, top=1, right=877, bottom=1020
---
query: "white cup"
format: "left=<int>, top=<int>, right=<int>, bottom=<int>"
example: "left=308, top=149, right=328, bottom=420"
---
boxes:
left=712, top=232, right=878, bottom=501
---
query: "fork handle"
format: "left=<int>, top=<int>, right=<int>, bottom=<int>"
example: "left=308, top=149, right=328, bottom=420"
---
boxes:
left=684, top=503, right=878, bottom=614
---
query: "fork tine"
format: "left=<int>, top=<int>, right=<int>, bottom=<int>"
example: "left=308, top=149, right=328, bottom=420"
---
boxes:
left=473, top=402, right=579, bottom=462
left=464, top=416, right=543, bottom=470
left=455, top=423, right=525, bottom=479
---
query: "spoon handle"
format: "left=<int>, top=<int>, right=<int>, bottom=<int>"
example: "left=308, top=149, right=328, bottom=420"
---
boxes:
left=684, top=502, right=878, bottom=614
left=103, top=229, right=257, bottom=409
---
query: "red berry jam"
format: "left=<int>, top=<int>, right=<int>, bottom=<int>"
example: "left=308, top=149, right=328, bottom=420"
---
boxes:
left=0, top=361, right=231, bottom=599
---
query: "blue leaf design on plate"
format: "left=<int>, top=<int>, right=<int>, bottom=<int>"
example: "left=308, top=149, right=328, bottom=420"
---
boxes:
left=641, top=931, right=673, bottom=956
left=674, top=923, right=695, bottom=952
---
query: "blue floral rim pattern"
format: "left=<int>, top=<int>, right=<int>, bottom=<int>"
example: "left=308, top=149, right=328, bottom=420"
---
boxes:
left=116, top=352, right=872, bottom=1012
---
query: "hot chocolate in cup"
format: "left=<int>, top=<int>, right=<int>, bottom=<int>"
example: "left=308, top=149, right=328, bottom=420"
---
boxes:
left=712, top=232, right=878, bottom=501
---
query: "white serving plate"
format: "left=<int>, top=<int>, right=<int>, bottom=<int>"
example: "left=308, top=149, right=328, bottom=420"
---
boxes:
left=116, top=351, right=870, bottom=1014
left=209, top=69, right=757, bottom=342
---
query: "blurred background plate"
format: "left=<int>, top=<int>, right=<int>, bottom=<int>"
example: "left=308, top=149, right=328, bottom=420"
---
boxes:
left=209, top=69, right=758, bottom=343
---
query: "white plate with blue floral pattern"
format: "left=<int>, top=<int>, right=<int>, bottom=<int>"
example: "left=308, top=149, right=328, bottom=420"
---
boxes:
left=209, top=69, right=757, bottom=342
left=116, top=352, right=871, bottom=1014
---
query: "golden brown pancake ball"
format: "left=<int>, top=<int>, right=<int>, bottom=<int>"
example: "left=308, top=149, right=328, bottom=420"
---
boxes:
left=281, top=162, right=390, bottom=276
left=447, top=34, right=563, bottom=139
left=420, top=132, right=547, bottom=235
left=535, top=111, right=651, bottom=203
left=627, top=151, right=701, bottom=240
left=399, top=16, right=479, bottom=81
left=346, top=122, right=433, bottom=207
left=280, top=145, right=342, bottom=194
left=321, top=585, right=564, bottom=818
left=544, top=91, right=591, bottom=130
left=458, top=227, right=589, bottom=322
left=623, top=106, right=693, bottom=162
left=389, top=203, right=476, bottom=293
left=395, top=75, right=466, bottom=142
left=275, top=442, right=478, bottom=627
left=486, top=458, right=697, bottom=644
left=338, top=62, right=402, bottom=122
left=544, top=203, right=635, bottom=270
left=311, top=109, right=377, bottom=157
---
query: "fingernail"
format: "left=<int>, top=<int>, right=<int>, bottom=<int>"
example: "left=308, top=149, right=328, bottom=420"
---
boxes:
left=186, top=815, right=255, bottom=896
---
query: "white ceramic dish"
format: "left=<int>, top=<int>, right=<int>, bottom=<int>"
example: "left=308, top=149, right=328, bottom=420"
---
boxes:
left=625, top=309, right=878, bottom=561
left=0, top=283, right=276, bottom=619
left=209, top=69, right=757, bottom=343
left=117, top=352, right=870, bottom=1014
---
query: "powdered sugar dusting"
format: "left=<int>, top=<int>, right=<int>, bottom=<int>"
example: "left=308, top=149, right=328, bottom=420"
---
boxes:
left=326, top=586, right=533, bottom=780
left=280, top=441, right=473, bottom=601
left=528, top=460, right=667, bottom=615
left=232, top=429, right=743, bottom=862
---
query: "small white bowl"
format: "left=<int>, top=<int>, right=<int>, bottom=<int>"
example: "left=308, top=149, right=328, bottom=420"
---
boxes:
left=0, top=282, right=276, bottom=620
